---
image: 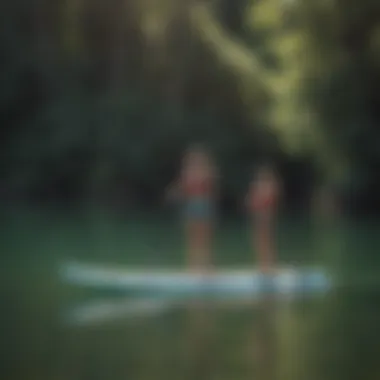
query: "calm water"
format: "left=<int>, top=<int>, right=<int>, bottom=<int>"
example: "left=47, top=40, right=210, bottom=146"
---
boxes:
left=1, top=209, right=380, bottom=380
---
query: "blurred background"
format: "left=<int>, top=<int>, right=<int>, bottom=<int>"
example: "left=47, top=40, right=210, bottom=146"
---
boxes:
left=1, top=0, right=380, bottom=379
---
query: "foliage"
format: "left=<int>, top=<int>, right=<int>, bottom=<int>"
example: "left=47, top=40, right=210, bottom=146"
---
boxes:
left=1, top=0, right=380, bottom=214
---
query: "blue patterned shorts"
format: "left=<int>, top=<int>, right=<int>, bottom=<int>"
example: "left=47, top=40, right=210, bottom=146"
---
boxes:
left=183, top=198, right=215, bottom=220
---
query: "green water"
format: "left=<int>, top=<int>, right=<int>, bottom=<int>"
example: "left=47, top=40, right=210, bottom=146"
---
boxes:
left=1, top=210, right=380, bottom=380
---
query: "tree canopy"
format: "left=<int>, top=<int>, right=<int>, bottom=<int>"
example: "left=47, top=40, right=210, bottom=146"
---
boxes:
left=1, top=0, right=380, bottom=214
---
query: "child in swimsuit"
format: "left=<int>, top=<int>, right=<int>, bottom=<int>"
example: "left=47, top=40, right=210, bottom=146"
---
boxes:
left=167, top=145, right=217, bottom=271
left=246, top=165, right=280, bottom=273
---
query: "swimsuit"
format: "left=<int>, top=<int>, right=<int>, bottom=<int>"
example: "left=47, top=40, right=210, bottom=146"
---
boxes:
left=183, top=197, right=214, bottom=220
left=250, top=186, right=277, bottom=223
left=182, top=177, right=214, bottom=220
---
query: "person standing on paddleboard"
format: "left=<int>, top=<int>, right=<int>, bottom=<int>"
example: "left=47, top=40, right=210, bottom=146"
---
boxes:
left=246, top=165, right=280, bottom=273
left=167, top=145, right=218, bottom=271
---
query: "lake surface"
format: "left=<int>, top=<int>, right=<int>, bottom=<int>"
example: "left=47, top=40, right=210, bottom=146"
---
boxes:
left=1, top=209, right=380, bottom=380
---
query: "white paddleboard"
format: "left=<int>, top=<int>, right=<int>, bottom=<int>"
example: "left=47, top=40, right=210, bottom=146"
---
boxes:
left=61, top=261, right=331, bottom=295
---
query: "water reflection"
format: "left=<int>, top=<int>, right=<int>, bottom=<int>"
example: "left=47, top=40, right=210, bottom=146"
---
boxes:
left=181, top=296, right=280, bottom=380
left=180, top=290, right=380, bottom=380
left=250, top=297, right=277, bottom=380
left=306, top=289, right=380, bottom=380
left=62, top=296, right=286, bottom=380
left=183, top=299, right=216, bottom=380
left=6, top=285, right=380, bottom=380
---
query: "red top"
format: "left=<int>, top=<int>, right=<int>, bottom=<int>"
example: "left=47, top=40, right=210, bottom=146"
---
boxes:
left=249, top=186, right=277, bottom=213
left=183, top=176, right=213, bottom=198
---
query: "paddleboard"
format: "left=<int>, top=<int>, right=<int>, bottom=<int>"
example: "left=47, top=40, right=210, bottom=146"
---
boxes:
left=61, top=261, right=331, bottom=295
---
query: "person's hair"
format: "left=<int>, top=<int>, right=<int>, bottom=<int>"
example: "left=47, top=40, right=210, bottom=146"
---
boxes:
left=186, top=143, right=207, bottom=155
left=254, top=162, right=274, bottom=173
left=183, top=144, right=217, bottom=176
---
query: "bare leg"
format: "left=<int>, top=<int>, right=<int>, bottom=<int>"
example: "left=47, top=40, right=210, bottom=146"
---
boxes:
left=186, top=220, right=212, bottom=273
left=254, top=216, right=275, bottom=273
